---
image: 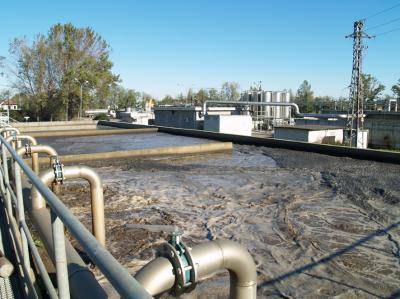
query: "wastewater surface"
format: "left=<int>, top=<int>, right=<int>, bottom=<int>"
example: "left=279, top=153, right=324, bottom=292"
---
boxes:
left=37, top=132, right=214, bottom=155
left=42, top=134, right=400, bottom=298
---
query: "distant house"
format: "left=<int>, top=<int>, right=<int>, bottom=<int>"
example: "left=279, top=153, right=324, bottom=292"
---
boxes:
left=0, top=101, right=19, bottom=111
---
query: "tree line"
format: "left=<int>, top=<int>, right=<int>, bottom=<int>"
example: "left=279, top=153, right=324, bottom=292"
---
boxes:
left=294, top=75, right=400, bottom=113
left=159, top=82, right=240, bottom=106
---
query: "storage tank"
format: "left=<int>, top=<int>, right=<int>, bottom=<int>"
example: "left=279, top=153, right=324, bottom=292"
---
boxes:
left=282, top=92, right=291, bottom=119
left=264, top=91, right=272, bottom=118
left=271, top=91, right=281, bottom=119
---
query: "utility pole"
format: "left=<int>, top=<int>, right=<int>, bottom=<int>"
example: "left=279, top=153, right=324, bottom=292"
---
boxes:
left=79, top=83, right=83, bottom=119
left=345, top=20, right=373, bottom=147
left=74, top=79, right=88, bottom=119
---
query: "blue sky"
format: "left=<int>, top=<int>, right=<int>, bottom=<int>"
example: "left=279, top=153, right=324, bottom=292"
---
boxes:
left=1, top=0, right=400, bottom=99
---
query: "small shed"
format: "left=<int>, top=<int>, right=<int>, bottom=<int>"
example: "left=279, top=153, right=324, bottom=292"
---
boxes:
left=204, top=114, right=252, bottom=136
left=274, top=125, right=344, bottom=145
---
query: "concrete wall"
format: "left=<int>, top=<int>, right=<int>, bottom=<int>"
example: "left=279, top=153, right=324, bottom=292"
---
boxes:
left=274, top=128, right=309, bottom=142
left=14, top=120, right=97, bottom=128
left=308, top=129, right=343, bottom=144
left=99, top=121, right=400, bottom=164
left=14, top=120, right=98, bottom=132
left=275, top=128, right=343, bottom=144
left=204, top=115, right=252, bottom=136
left=364, top=113, right=400, bottom=149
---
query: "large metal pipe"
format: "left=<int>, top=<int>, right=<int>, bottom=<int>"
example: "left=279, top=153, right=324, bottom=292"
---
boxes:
left=29, top=207, right=107, bottom=299
left=16, top=144, right=57, bottom=174
left=5, top=134, right=38, bottom=145
left=6, top=135, right=39, bottom=173
left=1, top=127, right=20, bottom=138
left=1, top=136, right=151, bottom=298
left=135, top=239, right=257, bottom=298
left=203, top=100, right=304, bottom=118
left=32, top=166, right=105, bottom=246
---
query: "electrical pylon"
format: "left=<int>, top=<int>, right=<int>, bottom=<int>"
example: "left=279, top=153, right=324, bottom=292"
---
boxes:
left=345, top=20, right=373, bottom=147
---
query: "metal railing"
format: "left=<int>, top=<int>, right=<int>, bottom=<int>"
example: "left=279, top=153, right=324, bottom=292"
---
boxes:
left=0, top=133, right=152, bottom=299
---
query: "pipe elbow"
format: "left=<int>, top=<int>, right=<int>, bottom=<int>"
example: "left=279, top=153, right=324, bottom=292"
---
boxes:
left=6, top=135, right=38, bottom=145
left=32, top=145, right=58, bottom=157
left=76, top=166, right=103, bottom=191
left=214, top=239, right=257, bottom=286
left=31, top=168, right=55, bottom=210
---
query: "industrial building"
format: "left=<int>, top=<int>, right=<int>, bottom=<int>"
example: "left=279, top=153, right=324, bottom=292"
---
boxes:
left=154, top=106, right=204, bottom=129
left=240, top=90, right=292, bottom=130
left=295, top=111, right=400, bottom=149
left=153, top=106, right=250, bottom=134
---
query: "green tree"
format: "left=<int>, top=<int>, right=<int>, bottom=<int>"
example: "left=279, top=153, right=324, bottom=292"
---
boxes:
left=4, top=23, right=118, bottom=120
left=195, top=88, right=209, bottom=105
left=160, top=95, right=175, bottom=105
left=295, top=80, right=314, bottom=113
left=208, top=88, right=221, bottom=101
left=362, top=73, right=385, bottom=102
left=392, top=79, right=400, bottom=100
left=313, top=96, right=334, bottom=113
left=185, top=88, right=194, bottom=105
left=111, top=86, right=139, bottom=109
left=221, top=82, right=240, bottom=101
left=176, top=93, right=185, bottom=104
left=140, top=92, right=154, bottom=109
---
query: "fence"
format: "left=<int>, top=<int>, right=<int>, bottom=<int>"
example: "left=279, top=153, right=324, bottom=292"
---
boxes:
left=0, top=133, right=152, bottom=299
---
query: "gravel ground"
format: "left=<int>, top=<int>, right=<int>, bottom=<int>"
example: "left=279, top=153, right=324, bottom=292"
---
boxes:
left=43, top=137, right=400, bottom=298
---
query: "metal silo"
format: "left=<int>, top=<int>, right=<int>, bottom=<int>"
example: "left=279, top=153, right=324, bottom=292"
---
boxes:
left=271, top=91, right=281, bottom=120
left=264, top=91, right=272, bottom=119
left=282, top=91, right=291, bottom=119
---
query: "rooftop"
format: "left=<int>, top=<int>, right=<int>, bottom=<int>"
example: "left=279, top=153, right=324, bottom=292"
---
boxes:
left=275, top=125, right=344, bottom=131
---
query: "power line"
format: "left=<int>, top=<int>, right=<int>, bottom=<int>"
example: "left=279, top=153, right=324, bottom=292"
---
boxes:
left=363, top=2, right=400, bottom=20
left=374, top=26, right=400, bottom=36
left=365, top=16, right=400, bottom=31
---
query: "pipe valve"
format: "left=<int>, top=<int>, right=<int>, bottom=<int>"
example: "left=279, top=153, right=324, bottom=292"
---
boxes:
left=158, top=229, right=197, bottom=296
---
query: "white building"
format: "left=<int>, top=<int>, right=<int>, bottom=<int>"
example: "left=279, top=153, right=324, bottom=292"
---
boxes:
left=274, top=125, right=344, bottom=145
left=0, top=101, right=19, bottom=111
left=204, top=114, right=252, bottom=136
left=118, top=108, right=154, bottom=125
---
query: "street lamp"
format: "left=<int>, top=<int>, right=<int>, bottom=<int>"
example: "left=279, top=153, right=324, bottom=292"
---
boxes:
left=74, top=79, right=89, bottom=119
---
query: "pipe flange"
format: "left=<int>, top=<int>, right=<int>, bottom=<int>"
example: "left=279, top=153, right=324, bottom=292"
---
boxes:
left=11, top=135, right=19, bottom=147
left=52, top=156, right=64, bottom=184
left=24, top=143, right=32, bottom=157
left=158, top=236, right=197, bottom=296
